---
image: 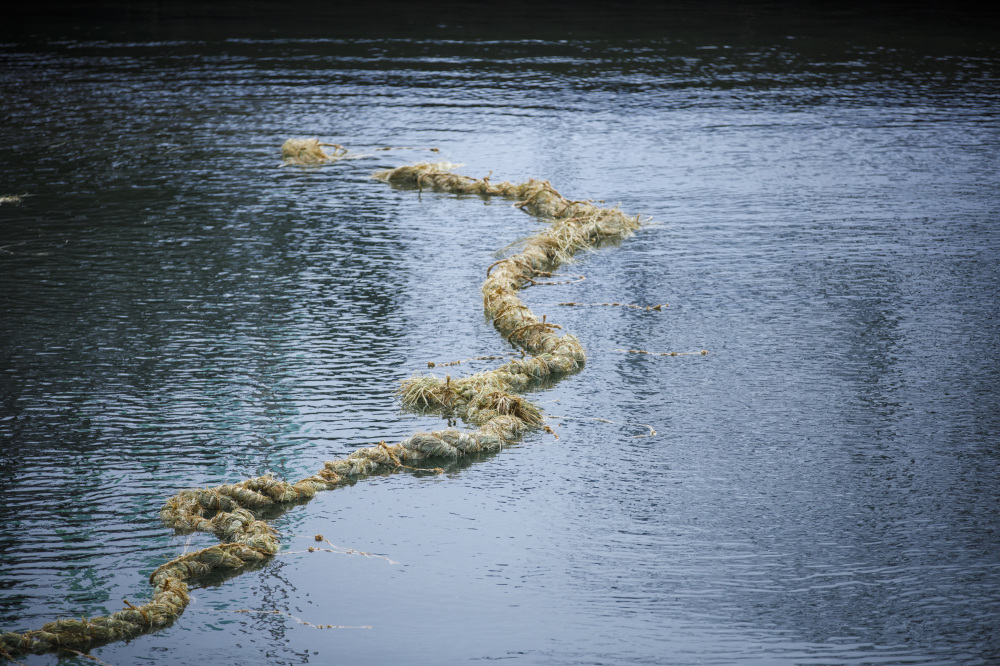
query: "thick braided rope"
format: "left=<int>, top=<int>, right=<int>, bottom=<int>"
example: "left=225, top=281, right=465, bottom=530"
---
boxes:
left=0, top=162, right=642, bottom=659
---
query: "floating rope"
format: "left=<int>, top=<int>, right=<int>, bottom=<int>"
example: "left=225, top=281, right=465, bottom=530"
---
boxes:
left=280, top=138, right=348, bottom=165
left=0, top=157, right=643, bottom=659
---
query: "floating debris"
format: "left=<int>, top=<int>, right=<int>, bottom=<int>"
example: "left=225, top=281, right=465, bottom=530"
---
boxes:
left=559, top=302, right=667, bottom=310
left=631, top=424, right=657, bottom=438
left=427, top=354, right=515, bottom=368
left=375, top=146, right=440, bottom=152
left=615, top=348, right=708, bottom=357
left=295, top=534, right=399, bottom=564
left=280, top=138, right=347, bottom=165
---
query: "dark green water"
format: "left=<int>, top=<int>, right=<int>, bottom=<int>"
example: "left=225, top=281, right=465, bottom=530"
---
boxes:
left=1, top=4, right=998, bottom=664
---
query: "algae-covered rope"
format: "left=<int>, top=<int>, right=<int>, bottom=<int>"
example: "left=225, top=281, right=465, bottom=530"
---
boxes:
left=0, top=158, right=643, bottom=659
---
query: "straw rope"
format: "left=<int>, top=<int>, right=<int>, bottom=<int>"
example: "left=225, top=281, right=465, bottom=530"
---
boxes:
left=280, top=138, right=347, bottom=165
left=0, top=159, right=643, bottom=658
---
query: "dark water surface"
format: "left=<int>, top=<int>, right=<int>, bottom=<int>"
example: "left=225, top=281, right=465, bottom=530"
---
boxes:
left=2, top=5, right=999, bottom=665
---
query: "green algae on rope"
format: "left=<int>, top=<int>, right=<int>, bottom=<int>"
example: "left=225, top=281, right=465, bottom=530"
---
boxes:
left=0, top=157, right=645, bottom=660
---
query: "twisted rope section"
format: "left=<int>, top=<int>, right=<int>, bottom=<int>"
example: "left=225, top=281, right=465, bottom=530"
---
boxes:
left=375, top=161, right=641, bottom=364
left=0, top=580, right=189, bottom=656
left=0, top=430, right=509, bottom=658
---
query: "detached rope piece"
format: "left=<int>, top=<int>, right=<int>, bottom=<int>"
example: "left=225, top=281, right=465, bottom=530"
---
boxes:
left=281, top=138, right=348, bottom=165
left=0, top=155, right=645, bottom=659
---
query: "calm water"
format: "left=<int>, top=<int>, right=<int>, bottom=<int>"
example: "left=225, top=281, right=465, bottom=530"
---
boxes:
left=1, top=6, right=999, bottom=665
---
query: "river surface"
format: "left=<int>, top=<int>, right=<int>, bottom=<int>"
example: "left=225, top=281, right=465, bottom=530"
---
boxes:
left=1, top=5, right=998, bottom=665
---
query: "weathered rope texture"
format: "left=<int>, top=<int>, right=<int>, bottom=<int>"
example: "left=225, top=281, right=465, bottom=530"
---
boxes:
left=0, top=159, right=642, bottom=659
left=281, top=138, right=347, bottom=165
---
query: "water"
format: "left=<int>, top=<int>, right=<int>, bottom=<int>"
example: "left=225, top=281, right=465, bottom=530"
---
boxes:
left=1, top=5, right=998, bottom=664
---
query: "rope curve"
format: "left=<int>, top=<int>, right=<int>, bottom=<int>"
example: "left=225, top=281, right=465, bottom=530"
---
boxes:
left=0, top=157, right=643, bottom=659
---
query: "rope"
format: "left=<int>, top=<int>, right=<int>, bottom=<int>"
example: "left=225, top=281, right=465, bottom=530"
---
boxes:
left=0, top=157, right=644, bottom=659
left=281, top=138, right=349, bottom=165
